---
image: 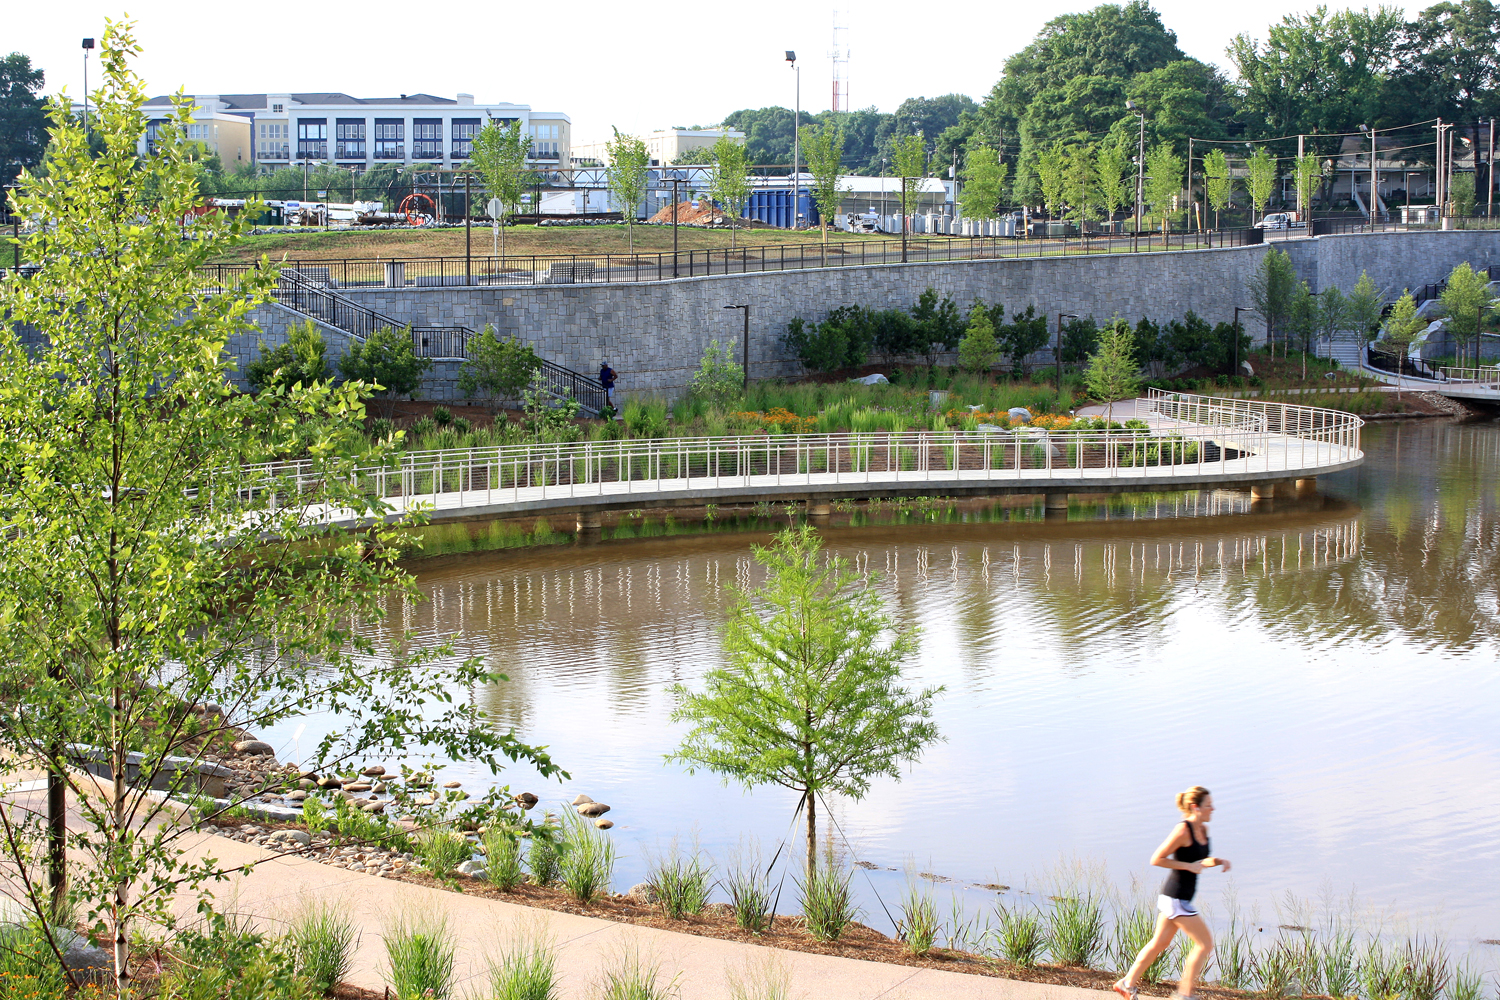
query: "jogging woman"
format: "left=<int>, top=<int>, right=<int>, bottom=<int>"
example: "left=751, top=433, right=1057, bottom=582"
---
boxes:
left=1114, top=786, right=1231, bottom=1000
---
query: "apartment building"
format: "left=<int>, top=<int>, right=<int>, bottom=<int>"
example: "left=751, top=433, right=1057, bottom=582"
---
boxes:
left=140, top=93, right=571, bottom=171
left=572, top=127, right=744, bottom=167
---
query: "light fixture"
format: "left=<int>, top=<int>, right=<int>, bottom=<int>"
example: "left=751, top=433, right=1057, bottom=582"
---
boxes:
left=785, top=50, right=796, bottom=63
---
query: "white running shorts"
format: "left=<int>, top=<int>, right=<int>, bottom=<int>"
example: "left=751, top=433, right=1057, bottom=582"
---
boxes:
left=1157, top=895, right=1199, bottom=919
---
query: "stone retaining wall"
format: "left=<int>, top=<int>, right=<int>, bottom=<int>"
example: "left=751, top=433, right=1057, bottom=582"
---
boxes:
left=236, top=229, right=1500, bottom=400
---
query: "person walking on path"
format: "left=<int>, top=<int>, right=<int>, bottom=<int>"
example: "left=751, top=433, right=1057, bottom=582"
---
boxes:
left=599, top=361, right=617, bottom=407
left=1114, top=786, right=1231, bottom=1000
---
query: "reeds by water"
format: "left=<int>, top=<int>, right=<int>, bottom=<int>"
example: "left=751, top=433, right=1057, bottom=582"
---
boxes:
left=383, top=911, right=456, bottom=1000
left=558, top=810, right=617, bottom=904
left=643, top=842, right=715, bottom=919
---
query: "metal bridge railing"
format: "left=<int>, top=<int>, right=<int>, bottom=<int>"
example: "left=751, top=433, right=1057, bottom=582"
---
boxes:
left=239, top=392, right=1362, bottom=519
left=1434, top=365, right=1500, bottom=388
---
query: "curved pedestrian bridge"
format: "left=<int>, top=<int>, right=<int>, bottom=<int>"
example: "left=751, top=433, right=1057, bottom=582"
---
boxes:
left=254, top=390, right=1363, bottom=529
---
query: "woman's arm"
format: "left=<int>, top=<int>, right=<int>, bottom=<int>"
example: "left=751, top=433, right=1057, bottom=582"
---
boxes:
left=1149, top=823, right=1202, bottom=873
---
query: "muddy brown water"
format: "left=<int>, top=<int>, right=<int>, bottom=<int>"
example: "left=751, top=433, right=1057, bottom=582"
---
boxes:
left=260, top=418, right=1500, bottom=952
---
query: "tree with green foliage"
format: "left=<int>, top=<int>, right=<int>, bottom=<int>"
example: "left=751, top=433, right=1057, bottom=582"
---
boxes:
left=1247, top=148, right=1278, bottom=222
left=339, top=326, right=434, bottom=417
left=1294, top=153, right=1324, bottom=221
left=1289, top=281, right=1318, bottom=366
left=457, top=326, right=541, bottom=412
left=1312, top=285, right=1349, bottom=379
left=1085, top=318, right=1141, bottom=421
left=244, top=320, right=328, bottom=392
left=606, top=128, right=650, bottom=249
left=1381, top=289, right=1424, bottom=396
left=1345, top=270, right=1384, bottom=344
left=689, top=339, right=745, bottom=405
left=1203, top=148, right=1233, bottom=227
left=709, top=133, right=750, bottom=248
left=1061, top=316, right=1102, bottom=364
left=911, top=287, right=966, bottom=367
left=1000, top=305, right=1051, bottom=373
left=958, top=142, right=1009, bottom=223
left=801, top=124, right=848, bottom=245
left=0, top=52, right=48, bottom=186
left=469, top=119, right=532, bottom=258
left=1440, top=261, right=1494, bottom=367
left=1036, top=144, right=1067, bottom=218
left=1449, top=173, right=1477, bottom=217
left=958, top=300, right=1002, bottom=375
left=1144, top=142, right=1183, bottom=231
left=668, top=526, right=940, bottom=877
left=0, top=25, right=559, bottom=993
left=892, top=133, right=928, bottom=235
left=1247, top=247, right=1300, bottom=355
left=1063, top=142, right=1098, bottom=224
left=1096, top=143, right=1131, bottom=223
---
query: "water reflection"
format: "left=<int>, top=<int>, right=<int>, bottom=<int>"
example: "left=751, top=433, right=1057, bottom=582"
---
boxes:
left=258, top=419, right=1500, bottom=948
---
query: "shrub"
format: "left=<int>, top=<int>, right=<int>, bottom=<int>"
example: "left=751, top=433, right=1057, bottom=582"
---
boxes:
left=416, top=828, right=472, bottom=880
left=623, top=397, right=669, bottom=438
left=957, top=300, right=1001, bottom=375
left=797, top=859, right=859, bottom=942
left=644, top=845, right=714, bottom=919
left=340, top=325, right=433, bottom=418
left=557, top=811, right=616, bottom=904
left=689, top=340, right=745, bottom=406
left=527, top=829, right=561, bottom=887
left=287, top=900, right=359, bottom=996
left=431, top=406, right=453, bottom=426
left=992, top=904, right=1046, bottom=967
left=457, top=325, right=541, bottom=411
left=383, top=912, right=455, bottom=1000
left=484, top=828, right=526, bottom=892
left=245, top=319, right=329, bottom=393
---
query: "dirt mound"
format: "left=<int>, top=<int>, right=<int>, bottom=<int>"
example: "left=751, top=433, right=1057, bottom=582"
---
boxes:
left=647, top=200, right=727, bottom=226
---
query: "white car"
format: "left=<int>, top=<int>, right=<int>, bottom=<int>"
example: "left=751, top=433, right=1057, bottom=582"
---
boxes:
left=1257, top=212, right=1304, bottom=230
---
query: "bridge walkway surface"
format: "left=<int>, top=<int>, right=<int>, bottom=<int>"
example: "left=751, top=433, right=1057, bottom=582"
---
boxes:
left=245, top=391, right=1363, bottom=530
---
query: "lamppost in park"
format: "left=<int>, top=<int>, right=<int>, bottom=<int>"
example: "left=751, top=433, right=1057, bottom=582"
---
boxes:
left=724, top=304, right=750, bottom=389
left=786, top=50, right=800, bottom=229
left=1056, top=313, right=1077, bottom=389
left=82, top=38, right=94, bottom=134
left=1127, top=101, right=1146, bottom=236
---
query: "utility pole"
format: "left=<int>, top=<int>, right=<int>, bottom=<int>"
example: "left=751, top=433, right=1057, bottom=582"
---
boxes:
left=1188, top=137, right=1195, bottom=231
left=670, top=175, right=681, bottom=278
left=1128, top=101, right=1146, bottom=235
left=1297, top=134, right=1305, bottom=218
left=464, top=171, right=472, bottom=285
left=1489, top=118, right=1496, bottom=219
left=1435, top=119, right=1445, bottom=215
left=1370, top=126, right=1378, bottom=228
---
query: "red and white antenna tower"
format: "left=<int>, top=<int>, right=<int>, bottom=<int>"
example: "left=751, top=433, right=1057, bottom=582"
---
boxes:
left=830, top=11, right=849, bottom=113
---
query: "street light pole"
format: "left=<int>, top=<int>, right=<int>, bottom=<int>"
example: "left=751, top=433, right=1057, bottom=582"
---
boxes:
left=670, top=175, right=680, bottom=278
left=786, top=51, right=800, bottom=231
left=725, top=304, right=750, bottom=388
left=1056, top=313, right=1077, bottom=390
left=82, top=38, right=94, bottom=135
left=1127, top=101, right=1146, bottom=237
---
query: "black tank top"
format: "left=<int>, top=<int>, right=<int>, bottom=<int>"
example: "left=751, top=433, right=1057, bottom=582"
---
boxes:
left=1160, top=821, right=1210, bottom=900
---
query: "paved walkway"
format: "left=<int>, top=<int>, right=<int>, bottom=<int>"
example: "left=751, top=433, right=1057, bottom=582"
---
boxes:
left=180, top=830, right=1103, bottom=1000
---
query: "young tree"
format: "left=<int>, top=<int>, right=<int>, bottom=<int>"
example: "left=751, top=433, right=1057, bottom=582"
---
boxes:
left=1382, top=289, right=1423, bottom=396
left=606, top=128, right=650, bottom=250
left=339, top=325, right=434, bottom=418
left=1439, top=261, right=1493, bottom=367
left=1035, top=144, right=1066, bottom=219
left=1345, top=270, right=1384, bottom=344
left=892, top=133, right=928, bottom=236
left=244, top=319, right=329, bottom=392
left=1294, top=152, right=1324, bottom=221
left=469, top=118, right=532, bottom=258
left=1000, top=305, right=1051, bottom=374
left=709, top=133, right=750, bottom=249
left=689, top=339, right=746, bottom=405
left=1063, top=141, right=1098, bottom=225
left=668, top=526, right=941, bottom=877
left=1096, top=143, right=1131, bottom=225
left=1084, top=319, right=1141, bottom=421
left=800, top=123, right=848, bottom=246
left=1247, top=247, right=1299, bottom=356
left=0, top=25, right=558, bottom=992
left=1247, top=147, right=1278, bottom=222
left=1289, top=281, right=1318, bottom=370
left=1203, top=148, right=1233, bottom=228
left=456, top=325, right=541, bottom=412
left=958, top=142, right=1009, bottom=224
left=1144, top=142, right=1183, bottom=233
left=957, top=300, right=1002, bottom=375
left=1450, top=173, right=1477, bottom=218
left=1313, top=284, right=1349, bottom=380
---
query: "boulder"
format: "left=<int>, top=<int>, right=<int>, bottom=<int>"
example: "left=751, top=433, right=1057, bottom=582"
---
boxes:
left=1007, top=407, right=1033, bottom=423
left=626, top=882, right=657, bottom=903
left=442, top=780, right=463, bottom=789
left=373, top=783, right=388, bottom=794
left=594, top=819, right=614, bottom=830
left=456, top=859, right=487, bottom=877
left=361, top=765, right=386, bottom=776
left=576, top=802, right=611, bottom=818
left=286, top=790, right=307, bottom=802
left=232, top=740, right=274, bottom=755
left=344, top=782, right=373, bottom=793
left=297, top=778, right=316, bottom=790
left=515, top=792, right=539, bottom=809
left=316, top=777, right=342, bottom=789
left=361, top=801, right=386, bottom=814
left=571, top=794, right=594, bottom=806
left=266, top=829, right=312, bottom=849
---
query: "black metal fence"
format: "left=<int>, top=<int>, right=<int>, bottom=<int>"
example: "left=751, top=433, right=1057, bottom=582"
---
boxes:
left=199, top=228, right=1274, bottom=291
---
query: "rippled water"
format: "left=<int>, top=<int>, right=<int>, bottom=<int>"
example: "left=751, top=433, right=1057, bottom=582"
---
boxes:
left=261, top=419, right=1500, bottom=949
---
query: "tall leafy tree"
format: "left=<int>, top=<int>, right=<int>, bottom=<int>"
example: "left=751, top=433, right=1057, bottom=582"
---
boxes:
left=0, top=24, right=555, bottom=992
left=1036, top=144, right=1067, bottom=218
left=1204, top=148, right=1234, bottom=226
left=1293, top=152, right=1325, bottom=219
left=668, top=526, right=940, bottom=877
left=1063, top=142, right=1098, bottom=224
left=1247, top=247, right=1300, bottom=353
left=0, top=52, right=47, bottom=186
left=709, top=133, right=750, bottom=248
left=801, top=123, right=848, bottom=245
left=958, top=142, right=1009, bottom=222
left=1391, top=0, right=1500, bottom=167
left=1439, top=261, right=1494, bottom=366
left=1144, top=142, right=1183, bottom=230
left=469, top=118, right=531, bottom=257
left=1096, top=143, right=1131, bottom=223
left=1247, top=148, right=1279, bottom=221
left=891, top=133, right=928, bottom=232
left=606, top=127, right=650, bottom=249
left=1346, top=270, right=1385, bottom=343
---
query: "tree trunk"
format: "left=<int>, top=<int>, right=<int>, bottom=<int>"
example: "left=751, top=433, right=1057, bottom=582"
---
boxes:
left=805, top=791, right=817, bottom=882
left=111, top=683, right=130, bottom=994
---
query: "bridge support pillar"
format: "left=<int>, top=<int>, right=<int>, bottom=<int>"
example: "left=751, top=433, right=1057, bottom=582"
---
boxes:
left=1043, top=492, right=1069, bottom=511
left=575, top=511, right=601, bottom=535
left=807, top=501, right=831, bottom=519
left=1274, top=480, right=1298, bottom=498
left=1296, top=477, right=1318, bottom=495
left=1250, top=483, right=1277, bottom=500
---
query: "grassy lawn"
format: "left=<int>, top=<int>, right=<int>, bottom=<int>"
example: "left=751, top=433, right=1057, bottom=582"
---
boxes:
left=212, top=223, right=954, bottom=263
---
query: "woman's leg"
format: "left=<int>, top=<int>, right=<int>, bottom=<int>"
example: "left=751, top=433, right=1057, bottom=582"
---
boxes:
left=1121, top=915, right=1178, bottom=988
left=1174, top=913, right=1215, bottom=996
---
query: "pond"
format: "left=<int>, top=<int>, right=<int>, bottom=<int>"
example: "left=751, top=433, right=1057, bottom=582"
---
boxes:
left=258, top=418, right=1500, bottom=954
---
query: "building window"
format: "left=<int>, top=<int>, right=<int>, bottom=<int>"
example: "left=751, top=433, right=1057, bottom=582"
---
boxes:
left=297, top=118, right=327, bottom=160
left=259, top=142, right=289, bottom=160
left=374, top=119, right=404, bottom=159
left=272, top=102, right=284, bottom=113
left=336, top=119, right=366, bottom=159
left=451, top=118, right=480, bottom=159
left=412, top=118, right=442, bottom=159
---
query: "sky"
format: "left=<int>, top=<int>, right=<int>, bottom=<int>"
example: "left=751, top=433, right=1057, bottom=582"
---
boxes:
left=11, top=0, right=1412, bottom=144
